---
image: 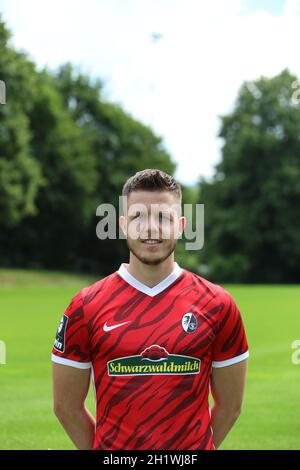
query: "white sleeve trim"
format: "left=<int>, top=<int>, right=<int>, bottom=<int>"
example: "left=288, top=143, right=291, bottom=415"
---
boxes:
left=51, top=353, right=92, bottom=369
left=212, top=350, right=249, bottom=368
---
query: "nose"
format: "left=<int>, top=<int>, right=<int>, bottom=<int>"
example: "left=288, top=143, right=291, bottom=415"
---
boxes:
left=141, top=214, right=160, bottom=238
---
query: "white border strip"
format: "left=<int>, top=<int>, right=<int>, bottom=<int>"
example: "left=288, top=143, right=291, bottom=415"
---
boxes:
left=51, top=353, right=92, bottom=369
left=212, top=350, right=249, bottom=368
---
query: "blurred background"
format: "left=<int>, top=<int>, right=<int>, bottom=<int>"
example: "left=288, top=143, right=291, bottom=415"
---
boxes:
left=0, top=0, right=300, bottom=450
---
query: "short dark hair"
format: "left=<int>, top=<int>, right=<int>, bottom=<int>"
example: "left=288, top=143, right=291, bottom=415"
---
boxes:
left=122, top=169, right=181, bottom=201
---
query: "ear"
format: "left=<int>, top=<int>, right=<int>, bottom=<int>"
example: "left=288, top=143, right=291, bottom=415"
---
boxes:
left=179, top=215, right=187, bottom=235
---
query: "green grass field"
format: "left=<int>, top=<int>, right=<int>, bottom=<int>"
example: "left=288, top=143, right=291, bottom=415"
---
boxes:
left=0, top=269, right=299, bottom=450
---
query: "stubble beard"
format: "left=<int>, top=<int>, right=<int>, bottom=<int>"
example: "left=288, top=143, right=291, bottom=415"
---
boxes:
left=126, top=238, right=178, bottom=266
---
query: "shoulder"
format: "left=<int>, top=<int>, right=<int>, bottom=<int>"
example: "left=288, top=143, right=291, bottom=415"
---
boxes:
left=184, top=268, right=232, bottom=303
left=62, top=272, right=118, bottom=320
left=81, top=271, right=119, bottom=305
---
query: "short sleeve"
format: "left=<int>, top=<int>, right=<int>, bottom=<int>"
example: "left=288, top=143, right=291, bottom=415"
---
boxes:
left=211, top=292, right=249, bottom=368
left=51, top=291, right=92, bottom=369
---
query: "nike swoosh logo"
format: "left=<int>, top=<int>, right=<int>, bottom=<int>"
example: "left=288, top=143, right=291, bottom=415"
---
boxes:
left=103, top=321, right=130, bottom=332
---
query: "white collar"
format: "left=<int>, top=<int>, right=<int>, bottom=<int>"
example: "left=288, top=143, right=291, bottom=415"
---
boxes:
left=117, top=262, right=183, bottom=297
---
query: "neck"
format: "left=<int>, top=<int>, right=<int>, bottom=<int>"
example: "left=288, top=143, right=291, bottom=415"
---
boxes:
left=125, top=254, right=176, bottom=288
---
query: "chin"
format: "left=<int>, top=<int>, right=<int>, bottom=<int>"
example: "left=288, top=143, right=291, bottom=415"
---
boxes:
left=139, top=256, right=165, bottom=266
left=126, top=239, right=177, bottom=266
left=136, top=247, right=176, bottom=266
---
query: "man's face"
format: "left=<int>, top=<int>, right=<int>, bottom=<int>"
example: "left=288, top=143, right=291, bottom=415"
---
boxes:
left=120, top=190, right=186, bottom=266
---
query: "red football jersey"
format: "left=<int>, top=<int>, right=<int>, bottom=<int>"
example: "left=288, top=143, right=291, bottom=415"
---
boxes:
left=51, top=262, right=249, bottom=450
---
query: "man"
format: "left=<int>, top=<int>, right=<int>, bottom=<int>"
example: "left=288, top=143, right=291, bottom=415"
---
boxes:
left=52, top=168, right=249, bottom=450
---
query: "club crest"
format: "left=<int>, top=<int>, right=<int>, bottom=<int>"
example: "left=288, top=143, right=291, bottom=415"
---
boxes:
left=182, top=312, right=198, bottom=334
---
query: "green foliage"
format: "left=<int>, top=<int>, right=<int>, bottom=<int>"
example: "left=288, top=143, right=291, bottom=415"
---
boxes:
left=0, top=18, right=44, bottom=227
left=198, top=69, right=300, bottom=282
left=0, top=19, right=183, bottom=272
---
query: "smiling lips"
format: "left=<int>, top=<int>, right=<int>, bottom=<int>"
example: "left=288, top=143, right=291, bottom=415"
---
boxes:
left=141, top=239, right=162, bottom=246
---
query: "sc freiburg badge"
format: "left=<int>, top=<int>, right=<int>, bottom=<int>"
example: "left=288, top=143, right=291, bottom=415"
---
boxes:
left=182, top=312, right=198, bottom=334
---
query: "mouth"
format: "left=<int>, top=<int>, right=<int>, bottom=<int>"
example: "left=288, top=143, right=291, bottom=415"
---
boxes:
left=141, top=239, right=162, bottom=246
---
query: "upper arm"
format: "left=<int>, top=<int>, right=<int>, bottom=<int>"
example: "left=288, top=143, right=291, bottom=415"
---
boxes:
left=51, top=291, right=92, bottom=411
left=51, top=291, right=92, bottom=366
left=210, top=359, right=248, bottom=411
left=210, top=291, right=249, bottom=410
left=52, top=362, right=91, bottom=412
left=212, top=291, right=249, bottom=368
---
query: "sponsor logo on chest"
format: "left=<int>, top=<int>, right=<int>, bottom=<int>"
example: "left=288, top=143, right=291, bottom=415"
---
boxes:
left=107, top=344, right=201, bottom=376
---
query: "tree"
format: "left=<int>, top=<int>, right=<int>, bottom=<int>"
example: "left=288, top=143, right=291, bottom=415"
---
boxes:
left=0, top=19, right=181, bottom=273
left=198, top=69, right=300, bottom=282
left=0, top=17, right=43, bottom=229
